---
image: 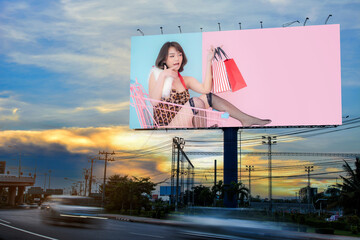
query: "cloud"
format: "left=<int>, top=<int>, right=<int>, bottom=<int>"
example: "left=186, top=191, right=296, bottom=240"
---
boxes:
left=0, top=126, right=174, bottom=183
left=0, top=91, right=26, bottom=122
left=8, top=52, right=127, bottom=81
left=72, top=101, right=129, bottom=114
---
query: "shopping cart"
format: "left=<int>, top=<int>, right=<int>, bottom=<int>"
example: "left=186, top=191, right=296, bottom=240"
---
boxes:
left=130, top=79, right=228, bottom=129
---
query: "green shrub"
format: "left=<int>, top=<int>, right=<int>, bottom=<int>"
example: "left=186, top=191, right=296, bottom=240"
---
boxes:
left=330, top=220, right=348, bottom=231
left=315, top=228, right=334, bottom=234
left=305, top=218, right=330, bottom=228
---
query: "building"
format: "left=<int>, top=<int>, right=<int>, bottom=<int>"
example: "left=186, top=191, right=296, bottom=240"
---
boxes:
left=299, top=186, right=318, bottom=203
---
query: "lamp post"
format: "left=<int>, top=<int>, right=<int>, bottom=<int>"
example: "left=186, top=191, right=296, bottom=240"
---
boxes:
left=282, top=20, right=300, bottom=27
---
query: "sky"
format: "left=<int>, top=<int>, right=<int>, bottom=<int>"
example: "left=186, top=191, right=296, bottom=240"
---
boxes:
left=0, top=0, right=359, bottom=198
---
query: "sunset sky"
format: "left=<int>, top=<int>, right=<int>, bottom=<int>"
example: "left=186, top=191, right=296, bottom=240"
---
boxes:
left=0, top=0, right=359, bottom=198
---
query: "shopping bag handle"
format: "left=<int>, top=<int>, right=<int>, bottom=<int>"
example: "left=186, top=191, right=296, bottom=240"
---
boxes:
left=217, top=47, right=230, bottom=60
left=213, top=48, right=221, bottom=61
left=213, top=47, right=229, bottom=61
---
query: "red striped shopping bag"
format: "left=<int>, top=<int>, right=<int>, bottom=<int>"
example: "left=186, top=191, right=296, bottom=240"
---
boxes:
left=212, top=57, right=231, bottom=93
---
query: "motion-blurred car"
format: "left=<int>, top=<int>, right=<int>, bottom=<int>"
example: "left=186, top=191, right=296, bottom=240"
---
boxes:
left=40, top=195, right=105, bottom=226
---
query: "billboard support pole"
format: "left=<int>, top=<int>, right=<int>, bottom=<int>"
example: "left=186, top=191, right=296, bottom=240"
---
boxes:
left=223, top=127, right=238, bottom=208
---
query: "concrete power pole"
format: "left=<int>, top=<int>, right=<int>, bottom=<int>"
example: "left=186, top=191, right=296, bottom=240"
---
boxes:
left=173, top=137, right=185, bottom=212
left=262, top=136, right=277, bottom=212
left=48, top=170, right=51, bottom=189
left=44, top=172, right=47, bottom=191
left=246, top=165, right=254, bottom=206
left=214, top=159, right=217, bottom=206
left=83, top=168, right=89, bottom=196
left=239, top=131, right=242, bottom=183
left=99, top=151, right=115, bottom=207
left=88, top=156, right=96, bottom=196
left=305, top=165, right=314, bottom=212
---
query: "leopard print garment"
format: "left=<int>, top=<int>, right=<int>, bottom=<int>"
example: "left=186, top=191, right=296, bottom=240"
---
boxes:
left=154, top=89, right=190, bottom=126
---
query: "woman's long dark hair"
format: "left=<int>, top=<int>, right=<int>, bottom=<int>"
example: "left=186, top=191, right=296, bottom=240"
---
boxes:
left=155, top=42, right=187, bottom=72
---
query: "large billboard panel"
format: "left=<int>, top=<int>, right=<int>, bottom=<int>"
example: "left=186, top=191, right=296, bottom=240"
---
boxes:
left=130, top=25, right=341, bottom=129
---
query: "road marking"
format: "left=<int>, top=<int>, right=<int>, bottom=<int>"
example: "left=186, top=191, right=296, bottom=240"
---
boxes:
left=0, top=218, right=11, bottom=224
left=0, top=222, right=58, bottom=240
left=129, top=232, right=164, bottom=238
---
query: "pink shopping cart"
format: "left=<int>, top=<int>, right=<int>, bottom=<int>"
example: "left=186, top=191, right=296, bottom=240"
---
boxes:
left=130, top=79, right=228, bottom=129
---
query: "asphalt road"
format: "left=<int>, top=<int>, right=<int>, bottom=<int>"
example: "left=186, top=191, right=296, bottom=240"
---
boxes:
left=1, top=209, right=358, bottom=240
left=0, top=208, right=181, bottom=240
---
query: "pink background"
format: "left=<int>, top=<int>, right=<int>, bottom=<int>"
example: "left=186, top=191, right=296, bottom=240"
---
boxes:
left=202, top=25, right=341, bottom=127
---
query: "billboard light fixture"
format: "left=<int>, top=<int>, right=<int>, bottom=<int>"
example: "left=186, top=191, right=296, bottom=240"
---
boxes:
left=304, top=17, right=309, bottom=26
left=239, top=22, right=241, bottom=30
left=160, top=26, right=163, bottom=35
left=260, top=21, right=263, bottom=29
left=325, top=14, right=332, bottom=24
left=282, top=20, right=300, bottom=28
left=137, top=29, right=144, bottom=36
left=178, top=26, right=182, bottom=34
left=200, top=27, right=203, bottom=32
left=218, top=23, right=221, bottom=31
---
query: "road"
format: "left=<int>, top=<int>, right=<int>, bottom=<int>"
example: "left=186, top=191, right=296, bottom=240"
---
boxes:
left=1, top=209, right=358, bottom=240
left=0, top=209, right=180, bottom=240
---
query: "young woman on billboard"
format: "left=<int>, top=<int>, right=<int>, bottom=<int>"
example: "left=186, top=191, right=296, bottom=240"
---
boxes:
left=148, top=41, right=271, bottom=128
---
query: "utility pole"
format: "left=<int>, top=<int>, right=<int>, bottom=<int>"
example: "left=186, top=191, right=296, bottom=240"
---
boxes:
left=214, top=159, right=217, bottom=187
left=48, top=170, right=51, bottom=189
left=44, top=172, right=47, bottom=191
left=305, top=165, right=314, bottom=212
left=99, top=151, right=115, bottom=207
left=214, top=159, right=217, bottom=207
left=246, top=165, right=254, bottom=206
left=87, top=156, right=96, bottom=196
left=262, top=135, right=277, bottom=212
left=239, top=131, right=242, bottom=183
left=173, top=137, right=185, bottom=212
left=83, top=168, right=90, bottom=196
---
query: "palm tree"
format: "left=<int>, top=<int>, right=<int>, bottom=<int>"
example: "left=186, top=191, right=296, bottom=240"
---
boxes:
left=226, top=181, right=249, bottom=207
left=338, top=157, right=360, bottom=216
left=211, top=180, right=224, bottom=199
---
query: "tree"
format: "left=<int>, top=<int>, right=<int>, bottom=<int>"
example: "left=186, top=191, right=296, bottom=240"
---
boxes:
left=193, top=185, right=212, bottom=206
left=338, top=157, right=360, bottom=216
left=104, top=175, right=156, bottom=212
left=225, top=181, right=249, bottom=207
left=211, top=180, right=224, bottom=202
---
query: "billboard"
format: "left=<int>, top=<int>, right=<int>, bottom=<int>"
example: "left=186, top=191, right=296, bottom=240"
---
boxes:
left=130, top=25, right=341, bottom=129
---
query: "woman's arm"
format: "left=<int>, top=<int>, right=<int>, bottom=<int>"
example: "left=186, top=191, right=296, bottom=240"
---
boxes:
left=186, top=46, right=215, bottom=94
left=149, top=66, right=178, bottom=101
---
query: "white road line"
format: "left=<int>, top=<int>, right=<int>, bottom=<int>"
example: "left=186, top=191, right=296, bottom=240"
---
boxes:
left=129, top=232, right=164, bottom=238
left=0, top=218, right=11, bottom=224
left=0, top=222, right=58, bottom=240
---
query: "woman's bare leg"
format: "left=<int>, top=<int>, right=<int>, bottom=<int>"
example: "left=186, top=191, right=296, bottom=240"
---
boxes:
left=199, top=94, right=271, bottom=127
left=167, top=98, right=207, bottom=128
left=191, top=97, right=207, bottom=128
